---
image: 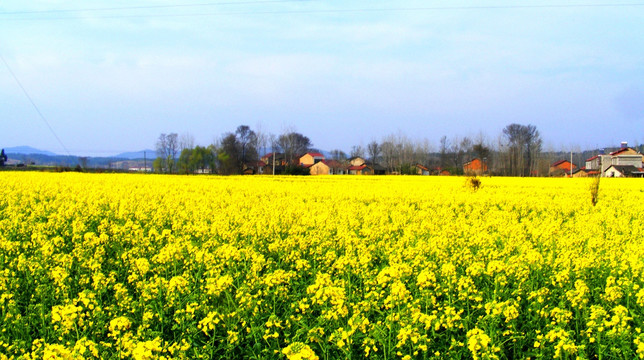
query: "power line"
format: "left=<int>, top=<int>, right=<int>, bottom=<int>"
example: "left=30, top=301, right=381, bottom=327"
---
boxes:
left=2, top=2, right=644, bottom=20
left=0, top=54, right=71, bottom=156
left=0, top=0, right=315, bottom=15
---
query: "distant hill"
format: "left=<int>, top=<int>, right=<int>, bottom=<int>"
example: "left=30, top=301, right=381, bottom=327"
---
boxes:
left=5, top=152, right=139, bottom=169
left=114, top=149, right=156, bottom=160
left=4, top=146, right=57, bottom=156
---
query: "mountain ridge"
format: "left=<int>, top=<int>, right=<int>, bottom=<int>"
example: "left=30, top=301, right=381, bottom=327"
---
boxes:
left=4, top=146, right=58, bottom=156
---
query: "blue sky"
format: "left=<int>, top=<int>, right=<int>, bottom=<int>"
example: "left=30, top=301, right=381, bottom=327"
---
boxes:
left=1, top=1, right=643, bottom=156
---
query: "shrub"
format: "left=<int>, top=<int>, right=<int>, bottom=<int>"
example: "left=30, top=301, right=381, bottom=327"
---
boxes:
left=590, top=176, right=600, bottom=206
left=465, top=176, right=481, bottom=191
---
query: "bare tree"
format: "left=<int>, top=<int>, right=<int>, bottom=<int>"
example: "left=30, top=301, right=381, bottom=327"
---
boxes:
left=415, top=138, right=434, bottom=167
left=472, top=142, right=490, bottom=161
left=459, top=136, right=473, bottom=163
left=329, top=149, right=348, bottom=161
left=278, top=131, right=312, bottom=164
left=254, top=122, right=268, bottom=158
left=219, top=132, right=240, bottom=175
left=236, top=125, right=258, bottom=165
left=351, top=145, right=365, bottom=159
left=367, top=141, right=381, bottom=164
left=449, top=136, right=461, bottom=168
left=439, top=136, right=449, bottom=169
left=179, top=133, right=195, bottom=152
left=268, top=133, right=278, bottom=175
left=502, top=124, right=542, bottom=176
left=381, top=137, right=396, bottom=173
left=156, top=133, right=179, bottom=173
left=397, top=133, right=415, bottom=167
left=167, top=133, right=179, bottom=173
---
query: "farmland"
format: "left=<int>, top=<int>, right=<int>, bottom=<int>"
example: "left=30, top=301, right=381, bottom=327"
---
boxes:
left=1, top=173, right=643, bottom=359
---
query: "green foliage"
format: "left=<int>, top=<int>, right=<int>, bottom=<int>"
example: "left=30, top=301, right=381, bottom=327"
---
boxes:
left=282, top=165, right=310, bottom=175
left=445, top=166, right=464, bottom=176
left=152, top=157, right=163, bottom=173
left=399, top=164, right=417, bottom=175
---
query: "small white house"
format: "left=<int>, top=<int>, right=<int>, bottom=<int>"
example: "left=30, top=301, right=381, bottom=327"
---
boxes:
left=603, top=165, right=643, bottom=178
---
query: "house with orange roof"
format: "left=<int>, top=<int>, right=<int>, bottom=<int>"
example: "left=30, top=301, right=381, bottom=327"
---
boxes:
left=549, top=160, right=577, bottom=176
left=463, top=158, right=488, bottom=175
left=415, top=164, right=430, bottom=176
left=348, top=163, right=386, bottom=175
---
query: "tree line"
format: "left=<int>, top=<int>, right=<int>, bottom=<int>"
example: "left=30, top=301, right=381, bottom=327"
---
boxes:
left=154, top=126, right=315, bottom=175
left=154, top=123, right=545, bottom=176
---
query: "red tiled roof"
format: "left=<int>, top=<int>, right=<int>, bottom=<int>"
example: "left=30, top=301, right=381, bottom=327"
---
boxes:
left=586, top=155, right=599, bottom=161
left=306, top=152, right=324, bottom=158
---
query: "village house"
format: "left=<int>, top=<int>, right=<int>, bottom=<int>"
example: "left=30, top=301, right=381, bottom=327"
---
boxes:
left=415, top=164, right=430, bottom=176
left=261, top=153, right=288, bottom=167
left=299, top=152, right=325, bottom=166
left=306, top=162, right=325, bottom=175
left=549, top=160, right=577, bottom=176
left=463, top=158, right=488, bottom=176
left=348, top=156, right=366, bottom=167
left=585, top=155, right=603, bottom=171
left=609, top=147, right=643, bottom=168
left=128, top=167, right=153, bottom=172
left=243, top=161, right=266, bottom=175
left=347, top=164, right=380, bottom=175
left=347, top=156, right=386, bottom=175
left=570, top=168, right=594, bottom=178
left=308, top=159, right=347, bottom=175
left=585, top=142, right=644, bottom=177
left=604, top=165, right=644, bottom=178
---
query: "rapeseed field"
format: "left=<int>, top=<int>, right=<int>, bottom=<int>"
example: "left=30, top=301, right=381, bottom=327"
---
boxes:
left=0, top=172, right=643, bottom=359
